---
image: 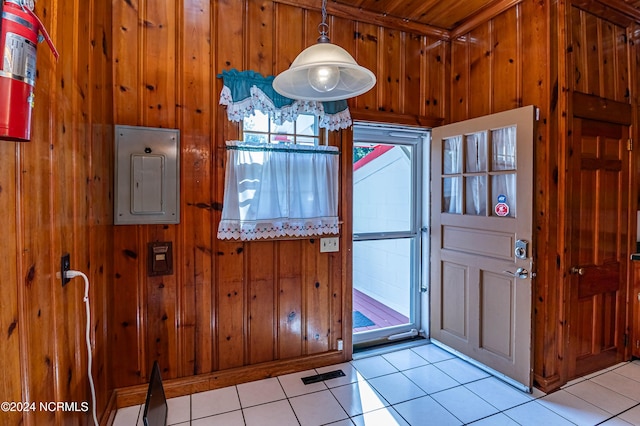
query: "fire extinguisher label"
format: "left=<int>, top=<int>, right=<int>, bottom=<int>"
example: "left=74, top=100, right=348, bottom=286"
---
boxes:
left=3, top=31, right=37, bottom=83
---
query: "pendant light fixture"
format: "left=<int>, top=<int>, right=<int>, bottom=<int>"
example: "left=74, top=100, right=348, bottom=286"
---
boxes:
left=272, top=0, right=376, bottom=102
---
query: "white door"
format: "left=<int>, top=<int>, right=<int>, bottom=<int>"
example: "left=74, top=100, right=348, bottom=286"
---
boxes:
left=430, top=106, right=535, bottom=391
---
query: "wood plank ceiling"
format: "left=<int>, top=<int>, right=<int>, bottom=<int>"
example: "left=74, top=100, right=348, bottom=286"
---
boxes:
left=333, top=0, right=507, bottom=30
left=327, top=0, right=640, bottom=33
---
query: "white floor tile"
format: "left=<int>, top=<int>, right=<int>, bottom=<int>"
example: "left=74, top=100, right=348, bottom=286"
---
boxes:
left=381, top=349, right=429, bottom=371
left=350, top=355, right=398, bottom=379
left=191, top=386, right=241, bottom=420
left=278, top=369, right=328, bottom=397
left=166, top=395, right=190, bottom=425
left=619, top=404, right=640, bottom=426
left=600, top=418, right=635, bottom=426
left=289, top=389, right=349, bottom=426
left=563, top=380, right=637, bottom=415
left=368, top=372, right=426, bottom=404
left=538, top=389, right=610, bottom=425
left=402, top=364, right=460, bottom=394
left=393, top=395, right=462, bottom=426
left=592, top=372, right=640, bottom=402
left=237, top=377, right=287, bottom=408
left=433, top=358, right=491, bottom=384
left=330, top=381, right=389, bottom=416
left=191, top=409, right=245, bottom=426
left=431, top=386, right=500, bottom=424
left=351, top=406, right=410, bottom=426
left=465, top=377, right=534, bottom=411
left=113, top=404, right=141, bottom=426
left=316, top=362, right=365, bottom=388
left=613, top=363, right=640, bottom=383
left=243, top=399, right=298, bottom=426
left=127, top=345, right=640, bottom=426
left=468, top=412, right=520, bottom=425
left=326, top=420, right=356, bottom=426
left=504, top=400, right=576, bottom=426
left=411, top=344, right=456, bottom=363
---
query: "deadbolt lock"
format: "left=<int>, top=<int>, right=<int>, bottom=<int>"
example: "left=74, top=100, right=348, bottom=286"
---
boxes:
left=515, top=239, right=528, bottom=260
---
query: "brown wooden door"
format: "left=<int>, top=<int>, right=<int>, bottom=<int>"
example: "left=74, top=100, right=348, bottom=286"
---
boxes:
left=567, top=118, right=630, bottom=378
left=430, top=106, right=535, bottom=391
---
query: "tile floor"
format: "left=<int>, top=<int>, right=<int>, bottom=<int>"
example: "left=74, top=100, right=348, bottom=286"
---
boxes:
left=113, top=342, right=640, bottom=425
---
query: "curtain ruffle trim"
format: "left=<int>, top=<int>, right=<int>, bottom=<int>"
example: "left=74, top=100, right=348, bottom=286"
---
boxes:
left=217, top=217, right=339, bottom=241
left=218, top=71, right=352, bottom=131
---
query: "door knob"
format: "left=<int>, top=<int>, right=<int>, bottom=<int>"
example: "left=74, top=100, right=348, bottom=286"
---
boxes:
left=503, top=267, right=529, bottom=279
left=570, top=266, right=584, bottom=275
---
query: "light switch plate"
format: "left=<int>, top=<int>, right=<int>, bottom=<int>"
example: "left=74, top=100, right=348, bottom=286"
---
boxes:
left=320, top=237, right=339, bottom=253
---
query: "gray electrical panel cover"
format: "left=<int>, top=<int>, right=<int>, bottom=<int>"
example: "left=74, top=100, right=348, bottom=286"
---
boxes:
left=115, top=125, right=180, bottom=225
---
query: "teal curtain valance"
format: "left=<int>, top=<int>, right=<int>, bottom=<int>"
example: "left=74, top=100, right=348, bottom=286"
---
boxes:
left=218, top=69, right=352, bottom=131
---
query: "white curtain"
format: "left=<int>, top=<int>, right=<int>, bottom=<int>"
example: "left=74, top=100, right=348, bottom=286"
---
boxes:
left=217, top=141, right=340, bottom=240
left=443, top=137, right=462, bottom=214
left=491, top=126, right=517, bottom=216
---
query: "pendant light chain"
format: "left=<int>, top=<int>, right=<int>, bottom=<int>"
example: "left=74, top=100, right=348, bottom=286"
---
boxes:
left=318, top=0, right=330, bottom=43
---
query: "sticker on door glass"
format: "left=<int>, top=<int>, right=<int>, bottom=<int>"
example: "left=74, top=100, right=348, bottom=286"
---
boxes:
left=494, top=194, right=510, bottom=217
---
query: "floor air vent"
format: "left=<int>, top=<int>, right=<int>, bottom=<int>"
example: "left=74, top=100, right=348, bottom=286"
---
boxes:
left=301, top=370, right=346, bottom=385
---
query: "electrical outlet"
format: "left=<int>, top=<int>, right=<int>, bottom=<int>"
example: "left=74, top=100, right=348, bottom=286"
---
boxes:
left=320, top=237, right=339, bottom=253
left=60, top=253, right=71, bottom=286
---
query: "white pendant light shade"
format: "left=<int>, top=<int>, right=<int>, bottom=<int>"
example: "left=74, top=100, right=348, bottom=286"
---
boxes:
left=273, top=38, right=376, bottom=101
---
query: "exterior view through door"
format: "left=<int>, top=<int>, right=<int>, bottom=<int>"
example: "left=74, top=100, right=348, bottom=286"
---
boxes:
left=352, top=124, right=429, bottom=348
left=430, top=106, right=536, bottom=391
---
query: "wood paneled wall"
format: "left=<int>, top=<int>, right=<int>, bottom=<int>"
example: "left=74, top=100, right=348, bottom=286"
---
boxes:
left=109, top=0, right=447, bottom=392
left=449, top=0, right=640, bottom=391
left=446, top=0, right=640, bottom=391
left=0, top=0, right=113, bottom=424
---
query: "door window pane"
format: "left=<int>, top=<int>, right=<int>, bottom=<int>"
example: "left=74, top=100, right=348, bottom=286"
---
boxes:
left=443, top=137, right=462, bottom=174
left=465, top=176, right=486, bottom=215
left=443, top=177, right=462, bottom=214
left=466, top=132, right=487, bottom=172
left=491, top=173, right=516, bottom=217
left=492, top=126, right=516, bottom=170
left=353, top=238, right=412, bottom=320
left=353, top=143, right=413, bottom=233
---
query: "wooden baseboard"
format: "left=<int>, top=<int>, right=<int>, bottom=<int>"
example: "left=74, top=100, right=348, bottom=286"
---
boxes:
left=533, top=372, right=563, bottom=393
left=113, top=351, right=347, bottom=409
left=101, top=390, right=118, bottom=426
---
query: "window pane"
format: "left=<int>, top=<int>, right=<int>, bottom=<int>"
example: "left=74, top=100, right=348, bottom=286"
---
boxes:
left=243, top=133, right=268, bottom=144
left=296, top=136, right=318, bottom=146
left=296, top=114, right=317, bottom=136
left=443, top=136, right=462, bottom=174
left=353, top=238, right=412, bottom=320
left=492, top=126, right=516, bottom=170
left=465, top=176, right=486, bottom=215
left=353, top=143, right=413, bottom=233
left=443, top=177, right=462, bottom=214
left=272, top=119, right=294, bottom=136
left=466, top=132, right=487, bottom=172
left=270, top=133, right=293, bottom=144
left=244, top=110, right=270, bottom=132
left=491, top=174, right=516, bottom=217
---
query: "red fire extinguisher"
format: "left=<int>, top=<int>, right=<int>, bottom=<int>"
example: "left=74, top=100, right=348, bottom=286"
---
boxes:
left=0, top=0, right=58, bottom=142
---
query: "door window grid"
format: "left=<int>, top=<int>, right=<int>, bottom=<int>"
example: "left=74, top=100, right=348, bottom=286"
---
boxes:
left=441, top=126, right=517, bottom=217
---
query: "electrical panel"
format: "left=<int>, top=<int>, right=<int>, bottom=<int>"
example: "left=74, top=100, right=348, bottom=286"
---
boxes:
left=115, top=125, right=180, bottom=225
